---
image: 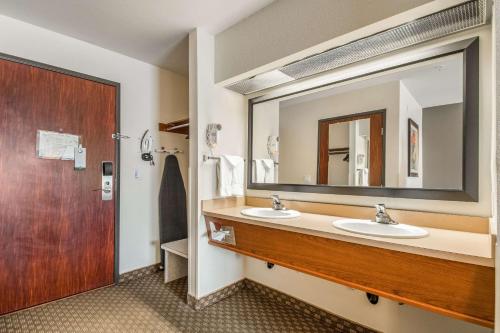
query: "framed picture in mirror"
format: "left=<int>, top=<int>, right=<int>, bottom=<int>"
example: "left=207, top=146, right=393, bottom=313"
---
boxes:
left=408, top=119, right=419, bottom=177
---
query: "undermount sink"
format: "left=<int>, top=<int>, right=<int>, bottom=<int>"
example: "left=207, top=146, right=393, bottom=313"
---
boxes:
left=240, top=207, right=301, bottom=219
left=333, top=219, right=428, bottom=239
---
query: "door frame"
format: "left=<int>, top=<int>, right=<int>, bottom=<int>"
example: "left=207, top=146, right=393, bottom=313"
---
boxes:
left=0, top=52, right=121, bottom=284
left=316, top=109, right=386, bottom=186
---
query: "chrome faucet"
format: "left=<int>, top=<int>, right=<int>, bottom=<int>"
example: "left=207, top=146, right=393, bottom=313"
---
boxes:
left=271, top=195, right=285, bottom=210
left=374, top=204, right=397, bottom=225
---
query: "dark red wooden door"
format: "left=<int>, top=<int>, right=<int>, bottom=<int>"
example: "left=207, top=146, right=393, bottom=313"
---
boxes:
left=0, top=58, right=117, bottom=315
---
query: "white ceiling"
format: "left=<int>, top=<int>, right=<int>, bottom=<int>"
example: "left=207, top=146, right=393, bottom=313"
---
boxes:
left=0, top=0, right=274, bottom=75
left=401, top=54, right=463, bottom=108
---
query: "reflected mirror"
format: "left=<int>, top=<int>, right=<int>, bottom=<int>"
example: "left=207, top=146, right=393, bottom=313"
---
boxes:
left=248, top=39, right=478, bottom=201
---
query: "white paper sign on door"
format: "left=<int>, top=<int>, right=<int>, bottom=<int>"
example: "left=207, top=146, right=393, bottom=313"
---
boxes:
left=36, top=130, right=80, bottom=160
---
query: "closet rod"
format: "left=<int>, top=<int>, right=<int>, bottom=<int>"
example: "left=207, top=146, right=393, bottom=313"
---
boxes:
left=167, top=123, right=189, bottom=131
left=203, top=155, right=247, bottom=162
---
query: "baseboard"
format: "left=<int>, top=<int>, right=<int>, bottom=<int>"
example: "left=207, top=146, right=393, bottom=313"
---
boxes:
left=187, top=279, right=246, bottom=310
left=187, top=277, right=378, bottom=332
left=119, top=263, right=161, bottom=284
left=244, top=279, right=379, bottom=333
left=123, top=264, right=377, bottom=332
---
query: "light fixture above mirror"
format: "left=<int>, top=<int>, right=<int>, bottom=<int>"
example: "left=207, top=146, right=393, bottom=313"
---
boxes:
left=227, top=0, right=487, bottom=95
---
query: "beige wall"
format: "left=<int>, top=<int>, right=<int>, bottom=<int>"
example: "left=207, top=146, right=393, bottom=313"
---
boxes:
left=422, top=103, right=463, bottom=189
left=215, top=0, right=434, bottom=82
left=189, top=28, right=246, bottom=299
left=399, top=82, right=423, bottom=188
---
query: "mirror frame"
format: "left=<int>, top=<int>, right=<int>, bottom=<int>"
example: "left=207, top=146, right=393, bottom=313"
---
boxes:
left=247, top=37, right=479, bottom=201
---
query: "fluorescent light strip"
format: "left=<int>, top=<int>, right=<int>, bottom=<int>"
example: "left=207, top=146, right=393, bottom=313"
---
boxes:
left=226, top=0, right=486, bottom=95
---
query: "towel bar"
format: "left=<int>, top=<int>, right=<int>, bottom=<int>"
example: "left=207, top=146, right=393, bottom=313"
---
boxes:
left=202, top=155, right=278, bottom=165
left=203, top=155, right=247, bottom=162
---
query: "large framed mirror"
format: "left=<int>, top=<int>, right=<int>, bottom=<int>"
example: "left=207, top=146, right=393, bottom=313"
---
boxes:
left=248, top=38, right=478, bottom=201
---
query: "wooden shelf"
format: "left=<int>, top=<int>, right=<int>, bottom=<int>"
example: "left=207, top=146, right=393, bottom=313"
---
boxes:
left=159, top=118, right=189, bottom=135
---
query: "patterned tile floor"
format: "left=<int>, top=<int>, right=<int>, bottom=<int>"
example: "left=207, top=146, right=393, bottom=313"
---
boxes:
left=0, top=273, right=338, bottom=333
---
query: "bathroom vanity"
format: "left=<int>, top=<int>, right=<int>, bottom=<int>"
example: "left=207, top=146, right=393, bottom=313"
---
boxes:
left=205, top=27, right=495, bottom=329
left=203, top=197, right=494, bottom=328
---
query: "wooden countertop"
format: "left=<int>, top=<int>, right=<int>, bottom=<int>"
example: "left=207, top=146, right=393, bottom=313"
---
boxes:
left=202, top=205, right=495, bottom=267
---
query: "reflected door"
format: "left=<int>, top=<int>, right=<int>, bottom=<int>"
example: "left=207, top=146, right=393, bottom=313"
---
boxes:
left=317, top=111, right=384, bottom=186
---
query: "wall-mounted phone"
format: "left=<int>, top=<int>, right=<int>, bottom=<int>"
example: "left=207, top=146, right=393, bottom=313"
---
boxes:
left=101, top=161, right=113, bottom=201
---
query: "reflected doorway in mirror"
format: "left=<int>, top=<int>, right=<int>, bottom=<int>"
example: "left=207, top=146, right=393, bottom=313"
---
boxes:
left=317, top=110, right=385, bottom=187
